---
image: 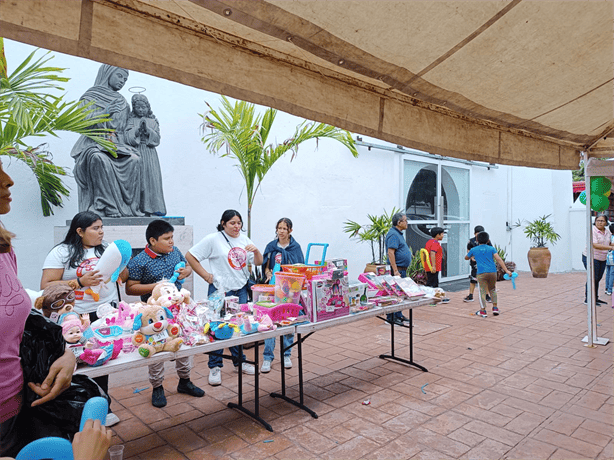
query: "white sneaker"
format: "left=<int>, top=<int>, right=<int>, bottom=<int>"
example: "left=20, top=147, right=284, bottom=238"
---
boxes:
left=234, top=363, right=255, bottom=375
left=208, top=366, right=222, bottom=386
left=105, top=413, right=120, bottom=427
left=284, top=356, right=293, bottom=369
left=261, top=360, right=272, bottom=373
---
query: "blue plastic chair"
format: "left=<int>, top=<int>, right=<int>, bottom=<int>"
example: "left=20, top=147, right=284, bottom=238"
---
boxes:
left=16, top=397, right=108, bottom=460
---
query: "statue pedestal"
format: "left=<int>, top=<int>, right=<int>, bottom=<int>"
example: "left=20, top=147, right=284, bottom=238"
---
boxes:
left=53, top=217, right=193, bottom=303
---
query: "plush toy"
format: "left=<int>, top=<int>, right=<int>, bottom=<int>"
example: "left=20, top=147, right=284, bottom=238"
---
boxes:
left=257, top=314, right=277, bottom=332
left=131, top=305, right=183, bottom=358
left=168, top=261, right=186, bottom=286
left=84, top=239, right=132, bottom=301
left=34, top=282, right=80, bottom=324
left=148, top=281, right=191, bottom=309
left=203, top=321, right=240, bottom=340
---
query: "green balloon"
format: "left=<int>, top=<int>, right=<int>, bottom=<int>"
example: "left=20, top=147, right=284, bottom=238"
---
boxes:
left=591, top=177, right=611, bottom=195
left=591, top=194, right=610, bottom=212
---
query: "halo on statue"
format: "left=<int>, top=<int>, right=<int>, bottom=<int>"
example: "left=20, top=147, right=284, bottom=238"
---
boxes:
left=129, top=86, right=146, bottom=94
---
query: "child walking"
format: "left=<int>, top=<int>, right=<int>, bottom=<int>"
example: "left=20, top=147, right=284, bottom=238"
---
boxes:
left=126, top=220, right=205, bottom=407
left=465, top=231, right=512, bottom=318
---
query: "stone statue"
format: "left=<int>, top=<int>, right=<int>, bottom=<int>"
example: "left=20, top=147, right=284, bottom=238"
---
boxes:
left=125, top=94, right=167, bottom=216
left=71, top=65, right=143, bottom=217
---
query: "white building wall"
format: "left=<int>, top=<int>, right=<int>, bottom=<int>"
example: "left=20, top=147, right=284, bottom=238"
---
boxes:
left=3, top=40, right=578, bottom=297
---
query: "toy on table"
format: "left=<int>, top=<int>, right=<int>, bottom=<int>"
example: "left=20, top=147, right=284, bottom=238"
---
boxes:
left=83, top=239, right=132, bottom=302
left=274, top=272, right=305, bottom=304
left=148, top=281, right=191, bottom=320
left=503, top=272, right=519, bottom=289
left=204, top=321, right=240, bottom=340
left=257, top=314, right=277, bottom=332
left=131, top=305, right=183, bottom=358
left=62, top=319, right=107, bottom=366
left=168, top=261, right=186, bottom=286
left=34, top=281, right=81, bottom=324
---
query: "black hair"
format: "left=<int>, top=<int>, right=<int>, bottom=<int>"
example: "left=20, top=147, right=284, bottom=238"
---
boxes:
left=609, top=223, right=614, bottom=234
left=391, top=212, right=406, bottom=227
left=60, top=211, right=105, bottom=268
left=430, top=227, right=445, bottom=237
left=595, top=214, right=609, bottom=225
left=477, top=231, right=490, bottom=244
left=276, top=217, right=293, bottom=231
left=146, top=219, right=174, bottom=243
left=474, top=225, right=484, bottom=234
left=217, top=209, right=243, bottom=231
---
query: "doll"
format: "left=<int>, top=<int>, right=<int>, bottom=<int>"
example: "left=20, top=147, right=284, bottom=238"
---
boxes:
left=62, top=319, right=105, bottom=366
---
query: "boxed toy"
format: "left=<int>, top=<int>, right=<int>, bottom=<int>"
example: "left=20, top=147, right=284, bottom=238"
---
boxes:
left=305, top=270, right=350, bottom=322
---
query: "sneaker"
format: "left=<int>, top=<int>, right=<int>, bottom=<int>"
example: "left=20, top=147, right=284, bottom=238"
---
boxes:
left=597, top=299, right=608, bottom=305
left=475, top=310, right=487, bottom=318
left=492, top=306, right=500, bottom=316
left=606, top=291, right=612, bottom=296
left=284, top=356, right=293, bottom=369
left=485, top=294, right=492, bottom=303
left=440, top=298, right=450, bottom=304
left=261, top=360, right=272, bottom=373
left=463, top=294, right=474, bottom=302
left=151, top=385, right=167, bottom=408
left=208, top=367, right=222, bottom=386
left=104, top=413, right=120, bottom=427
left=234, top=363, right=255, bottom=375
left=177, top=379, right=205, bottom=397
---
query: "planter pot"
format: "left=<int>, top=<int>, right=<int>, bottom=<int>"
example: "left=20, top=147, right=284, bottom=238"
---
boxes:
left=364, top=263, right=388, bottom=275
left=527, top=247, right=551, bottom=278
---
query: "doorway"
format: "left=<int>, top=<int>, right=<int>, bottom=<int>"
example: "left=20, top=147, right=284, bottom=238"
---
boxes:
left=403, top=158, right=471, bottom=281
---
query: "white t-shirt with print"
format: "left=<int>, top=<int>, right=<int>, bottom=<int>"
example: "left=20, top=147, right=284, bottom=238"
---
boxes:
left=42, top=244, right=119, bottom=314
left=188, top=232, right=254, bottom=291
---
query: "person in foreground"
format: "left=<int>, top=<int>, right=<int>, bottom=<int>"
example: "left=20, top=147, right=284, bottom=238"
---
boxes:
left=0, top=161, right=76, bottom=457
left=582, top=214, right=613, bottom=305
left=126, top=219, right=204, bottom=407
left=40, top=211, right=124, bottom=427
left=186, top=210, right=261, bottom=386
left=385, top=212, right=413, bottom=325
left=465, top=231, right=512, bottom=318
left=261, top=218, right=304, bottom=373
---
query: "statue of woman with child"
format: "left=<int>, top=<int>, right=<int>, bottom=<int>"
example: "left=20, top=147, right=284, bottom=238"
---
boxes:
left=71, top=65, right=145, bottom=217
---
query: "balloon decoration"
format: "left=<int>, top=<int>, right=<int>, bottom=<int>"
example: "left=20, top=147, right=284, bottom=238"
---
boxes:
left=579, top=177, right=611, bottom=212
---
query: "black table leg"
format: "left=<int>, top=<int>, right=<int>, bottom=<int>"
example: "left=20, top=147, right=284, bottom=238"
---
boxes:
left=227, top=342, right=273, bottom=431
left=379, top=309, right=428, bottom=372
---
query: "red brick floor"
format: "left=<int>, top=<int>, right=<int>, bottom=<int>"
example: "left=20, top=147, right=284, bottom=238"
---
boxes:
left=106, top=272, right=613, bottom=459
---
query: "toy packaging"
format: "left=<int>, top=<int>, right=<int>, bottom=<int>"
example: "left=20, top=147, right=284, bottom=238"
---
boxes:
left=305, top=270, right=350, bottom=322
left=395, top=277, right=427, bottom=298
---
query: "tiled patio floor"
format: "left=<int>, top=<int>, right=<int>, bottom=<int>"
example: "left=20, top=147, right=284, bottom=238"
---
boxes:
left=106, top=272, right=613, bottom=459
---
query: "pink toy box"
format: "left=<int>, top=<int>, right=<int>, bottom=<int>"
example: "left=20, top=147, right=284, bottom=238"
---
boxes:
left=250, top=284, right=275, bottom=303
left=304, top=270, right=350, bottom=322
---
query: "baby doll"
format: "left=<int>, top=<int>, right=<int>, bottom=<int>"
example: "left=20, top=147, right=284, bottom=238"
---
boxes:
left=62, top=319, right=105, bottom=366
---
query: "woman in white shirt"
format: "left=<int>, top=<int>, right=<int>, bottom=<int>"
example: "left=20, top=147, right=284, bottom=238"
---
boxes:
left=187, top=209, right=263, bottom=387
left=582, top=214, right=614, bottom=305
left=40, top=211, right=125, bottom=427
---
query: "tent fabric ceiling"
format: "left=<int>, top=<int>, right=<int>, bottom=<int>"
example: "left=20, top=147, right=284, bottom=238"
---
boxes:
left=1, top=0, right=613, bottom=170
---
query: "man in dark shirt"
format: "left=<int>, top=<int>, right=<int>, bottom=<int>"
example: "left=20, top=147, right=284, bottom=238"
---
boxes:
left=385, top=212, right=412, bottom=325
left=464, top=225, right=493, bottom=303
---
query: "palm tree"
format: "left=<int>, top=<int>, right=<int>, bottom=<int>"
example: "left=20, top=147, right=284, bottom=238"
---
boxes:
left=0, top=38, right=115, bottom=215
left=200, top=96, right=358, bottom=237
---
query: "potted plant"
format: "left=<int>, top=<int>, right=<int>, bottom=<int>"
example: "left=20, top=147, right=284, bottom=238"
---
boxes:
left=493, top=244, right=516, bottom=281
left=343, top=208, right=400, bottom=273
left=407, top=248, right=427, bottom=285
left=517, top=214, right=561, bottom=278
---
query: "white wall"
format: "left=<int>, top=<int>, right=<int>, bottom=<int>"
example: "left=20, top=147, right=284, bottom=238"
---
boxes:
left=3, top=39, right=577, bottom=297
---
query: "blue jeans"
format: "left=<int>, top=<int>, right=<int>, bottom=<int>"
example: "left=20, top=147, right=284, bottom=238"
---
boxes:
left=207, top=283, right=248, bottom=369
left=387, top=267, right=407, bottom=322
left=263, top=334, right=293, bottom=362
left=606, top=265, right=614, bottom=293
left=582, top=255, right=607, bottom=301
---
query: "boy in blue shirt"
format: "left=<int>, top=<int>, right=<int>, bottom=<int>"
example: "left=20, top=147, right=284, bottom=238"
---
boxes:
left=126, top=220, right=204, bottom=407
left=465, top=231, right=512, bottom=318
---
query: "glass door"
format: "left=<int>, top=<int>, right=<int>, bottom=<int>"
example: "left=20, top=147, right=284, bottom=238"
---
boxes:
left=403, top=158, right=470, bottom=281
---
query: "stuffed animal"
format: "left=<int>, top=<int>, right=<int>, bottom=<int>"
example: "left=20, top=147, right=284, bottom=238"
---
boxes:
left=131, top=305, right=183, bottom=358
left=168, top=261, right=186, bottom=286
left=35, top=282, right=81, bottom=324
left=84, top=239, right=132, bottom=301
left=148, top=281, right=191, bottom=310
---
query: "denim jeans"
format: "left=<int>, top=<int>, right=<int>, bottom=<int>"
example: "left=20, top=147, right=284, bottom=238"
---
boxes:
left=606, top=265, right=614, bottom=293
left=387, top=267, right=407, bottom=321
left=207, top=283, right=248, bottom=369
left=582, top=254, right=607, bottom=300
left=263, top=334, right=293, bottom=362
